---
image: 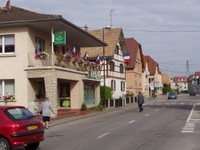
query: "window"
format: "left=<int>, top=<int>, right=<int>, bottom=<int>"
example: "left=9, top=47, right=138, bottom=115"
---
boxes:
left=35, top=80, right=45, bottom=99
left=0, top=35, right=15, bottom=54
left=35, top=37, right=45, bottom=52
left=84, top=83, right=95, bottom=105
left=0, top=80, right=15, bottom=99
left=111, top=80, right=116, bottom=91
left=110, top=61, right=115, bottom=71
left=121, top=81, right=125, bottom=91
left=120, top=64, right=124, bottom=73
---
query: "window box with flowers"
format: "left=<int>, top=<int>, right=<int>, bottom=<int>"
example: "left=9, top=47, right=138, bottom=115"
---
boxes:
left=3, top=95, right=15, bottom=101
left=35, top=51, right=48, bottom=59
left=71, top=56, right=79, bottom=64
left=63, top=52, right=72, bottom=63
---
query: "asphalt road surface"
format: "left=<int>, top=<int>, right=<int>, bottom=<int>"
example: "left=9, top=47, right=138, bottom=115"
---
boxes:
left=16, top=94, right=200, bottom=150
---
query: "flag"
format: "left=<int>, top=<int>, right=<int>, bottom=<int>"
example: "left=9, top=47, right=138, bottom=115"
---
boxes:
left=100, top=57, right=105, bottom=65
left=71, top=45, right=77, bottom=57
left=123, top=53, right=130, bottom=63
left=83, top=52, right=89, bottom=61
left=5, top=0, right=11, bottom=12
left=95, top=55, right=100, bottom=64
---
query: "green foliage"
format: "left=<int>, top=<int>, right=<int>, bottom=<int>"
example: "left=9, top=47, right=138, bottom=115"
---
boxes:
left=95, top=102, right=104, bottom=111
left=163, top=84, right=173, bottom=94
left=100, top=86, right=112, bottom=100
left=81, top=103, right=87, bottom=111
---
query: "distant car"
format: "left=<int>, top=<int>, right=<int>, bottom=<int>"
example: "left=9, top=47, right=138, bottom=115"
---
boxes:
left=0, top=106, right=44, bottom=150
left=189, top=92, right=196, bottom=96
left=168, top=92, right=177, bottom=99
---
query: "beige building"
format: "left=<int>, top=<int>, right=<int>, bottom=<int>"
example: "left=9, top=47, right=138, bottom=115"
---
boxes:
left=125, top=38, right=144, bottom=96
left=143, top=55, right=163, bottom=97
left=0, top=6, right=105, bottom=116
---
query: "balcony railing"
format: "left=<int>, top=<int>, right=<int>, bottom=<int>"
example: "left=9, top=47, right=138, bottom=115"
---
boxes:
left=28, top=52, right=102, bottom=72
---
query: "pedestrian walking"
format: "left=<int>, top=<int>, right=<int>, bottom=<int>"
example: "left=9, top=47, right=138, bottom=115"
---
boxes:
left=137, top=92, right=144, bottom=112
left=40, top=97, right=55, bottom=129
left=27, top=100, right=38, bottom=114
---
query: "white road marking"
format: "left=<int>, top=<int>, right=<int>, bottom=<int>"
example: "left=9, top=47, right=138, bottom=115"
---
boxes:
left=97, top=132, right=110, bottom=139
left=155, top=109, right=159, bottom=112
left=145, top=114, right=150, bottom=117
left=181, top=106, right=196, bottom=134
left=186, top=104, right=195, bottom=123
left=180, top=103, right=185, bottom=105
left=129, top=120, right=135, bottom=124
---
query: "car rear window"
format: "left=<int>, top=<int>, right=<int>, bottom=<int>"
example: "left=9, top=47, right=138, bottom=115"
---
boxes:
left=5, top=108, right=35, bottom=120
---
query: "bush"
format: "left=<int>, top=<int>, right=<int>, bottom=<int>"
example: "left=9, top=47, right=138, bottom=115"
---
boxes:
left=95, top=103, right=104, bottom=111
left=100, top=86, right=112, bottom=100
left=81, top=103, right=87, bottom=111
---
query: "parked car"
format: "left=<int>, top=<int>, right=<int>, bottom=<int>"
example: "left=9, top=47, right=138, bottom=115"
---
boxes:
left=0, top=106, right=44, bottom=150
left=189, top=91, right=196, bottom=96
left=168, top=92, right=177, bottom=99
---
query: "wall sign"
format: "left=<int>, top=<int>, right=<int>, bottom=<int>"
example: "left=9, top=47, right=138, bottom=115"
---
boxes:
left=88, top=70, right=101, bottom=79
left=54, top=31, right=66, bottom=45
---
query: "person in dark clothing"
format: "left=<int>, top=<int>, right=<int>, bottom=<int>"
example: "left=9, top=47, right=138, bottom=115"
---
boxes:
left=137, top=92, right=144, bottom=112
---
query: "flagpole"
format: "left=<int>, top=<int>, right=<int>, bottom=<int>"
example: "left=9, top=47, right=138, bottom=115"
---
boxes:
left=51, top=27, right=54, bottom=66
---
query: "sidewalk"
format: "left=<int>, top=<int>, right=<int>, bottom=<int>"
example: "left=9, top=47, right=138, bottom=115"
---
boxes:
left=49, top=103, right=139, bottom=127
left=49, top=97, right=159, bottom=127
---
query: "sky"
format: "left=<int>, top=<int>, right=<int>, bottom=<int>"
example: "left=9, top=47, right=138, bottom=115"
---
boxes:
left=3, top=0, right=200, bottom=77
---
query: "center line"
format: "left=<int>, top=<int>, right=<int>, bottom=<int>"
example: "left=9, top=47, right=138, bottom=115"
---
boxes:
left=129, top=120, right=135, bottom=124
left=156, top=109, right=159, bottom=112
left=145, top=114, right=150, bottom=117
left=97, top=132, right=110, bottom=139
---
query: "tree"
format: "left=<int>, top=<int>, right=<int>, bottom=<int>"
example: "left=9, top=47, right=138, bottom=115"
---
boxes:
left=163, top=84, right=173, bottom=94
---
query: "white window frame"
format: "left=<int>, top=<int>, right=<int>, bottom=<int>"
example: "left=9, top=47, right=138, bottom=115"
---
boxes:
left=35, top=37, right=45, bottom=52
left=111, top=80, right=116, bottom=91
left=121, top=81, right=125, bottom=91
left=0, top=80, right=15, bottom=99
left=0, top=35, right=15, bottom=54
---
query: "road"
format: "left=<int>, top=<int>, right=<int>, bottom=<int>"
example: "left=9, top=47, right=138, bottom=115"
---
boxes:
left=16, top=94, right=200, bottom=150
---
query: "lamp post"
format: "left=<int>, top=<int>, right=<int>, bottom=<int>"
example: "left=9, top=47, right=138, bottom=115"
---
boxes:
left=102, top=26, right=111, bottom=108
left=103, top=28, right=106, bottom=108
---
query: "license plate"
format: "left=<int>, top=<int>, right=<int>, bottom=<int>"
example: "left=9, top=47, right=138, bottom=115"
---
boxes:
left=27, top=125, right=38, bottom=130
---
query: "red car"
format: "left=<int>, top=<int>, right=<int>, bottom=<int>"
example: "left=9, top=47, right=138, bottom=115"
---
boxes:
left=0, top=106, right=44, bottom=150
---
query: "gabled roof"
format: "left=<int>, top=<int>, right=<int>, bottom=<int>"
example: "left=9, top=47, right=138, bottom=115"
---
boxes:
left=124, top=37, right=144, bottom=69
left=195, top=72, right=200, bottom=76
left=0, top=6, right=106, bottom=47
left=81, top=28, right=125, bottom=57
left=143, top=55, right=158, bottom=75
left=0, top=6, right=61, bottom=22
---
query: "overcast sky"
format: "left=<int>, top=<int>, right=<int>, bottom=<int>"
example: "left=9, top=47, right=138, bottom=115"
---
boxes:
left=4, top=0, right=200, bottom=77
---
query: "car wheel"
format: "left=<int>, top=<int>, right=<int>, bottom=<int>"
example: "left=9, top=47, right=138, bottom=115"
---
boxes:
left=25, top=142, right=40, bottom=150
left=0, top=138, right=11, bottom=150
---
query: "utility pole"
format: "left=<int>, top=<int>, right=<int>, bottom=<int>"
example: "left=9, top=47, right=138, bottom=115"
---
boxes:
left=186, top=60, right=190, bottom=77
left=110, top=9, right=114, bottom=28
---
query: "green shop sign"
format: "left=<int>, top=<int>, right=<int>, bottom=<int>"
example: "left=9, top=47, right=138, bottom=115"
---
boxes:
left=54, top=31, right=66, bottom=45
left=88, top=70, right=101, bottom=79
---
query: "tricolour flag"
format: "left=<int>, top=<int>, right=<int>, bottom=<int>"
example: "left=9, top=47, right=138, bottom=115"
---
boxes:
left=71, top=45, right=77, bottom=57
left=95, top=55, right=100, bottom=64
left=83, top=52, right=89, bottom=61
left=123, top=53, right=130, bottom=63
left=100, top=57, right=105, bottom=65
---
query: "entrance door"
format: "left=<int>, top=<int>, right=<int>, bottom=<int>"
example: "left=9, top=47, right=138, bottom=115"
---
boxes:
left=59, top=83, right=70, bottom=107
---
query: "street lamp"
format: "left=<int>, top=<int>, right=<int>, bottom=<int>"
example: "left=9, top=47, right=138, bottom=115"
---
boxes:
left=102, top=26, right=111, bottom=108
